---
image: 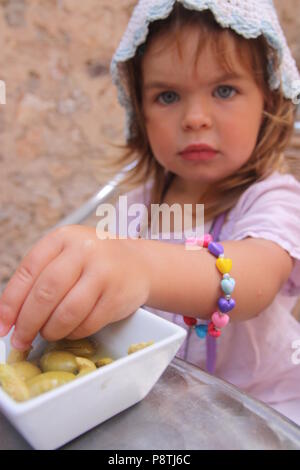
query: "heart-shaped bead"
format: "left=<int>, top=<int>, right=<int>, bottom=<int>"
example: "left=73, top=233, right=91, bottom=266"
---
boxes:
left=207, top=321, right=221, bottom=338
left=208, top=242, right=224, bottom=257
left=183, top=316, right=197, bottom=326
left=218, top=297, right=236, bottom=313
left=221, top=277, right=236, bottom=295
left=195, top=234, right=213, bottom=248
left=212, top=312, right=230, bottom=329
left=185, top=237, right=197, bottom=246
left=195, top=324, right=208, bottom=338
left=216, top=257, right=232, bottom=274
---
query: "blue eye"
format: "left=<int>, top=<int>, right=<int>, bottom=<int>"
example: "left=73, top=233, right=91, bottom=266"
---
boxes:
left=215, top=85, right=237, bottom=99
left=157, top=91, right=179, bottom=105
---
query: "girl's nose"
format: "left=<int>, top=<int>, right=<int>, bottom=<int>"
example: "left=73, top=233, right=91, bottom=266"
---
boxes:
left=181, top=103, right=213, bottom=130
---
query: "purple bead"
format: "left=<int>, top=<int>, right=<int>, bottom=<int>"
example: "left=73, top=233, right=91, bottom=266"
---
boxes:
left=208, top=242, right=224, bottom=257
left=218, top=297, right=236, bottom=313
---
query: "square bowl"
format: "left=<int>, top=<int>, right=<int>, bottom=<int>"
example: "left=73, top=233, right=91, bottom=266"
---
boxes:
left=0, top=307, right=186, bottom=449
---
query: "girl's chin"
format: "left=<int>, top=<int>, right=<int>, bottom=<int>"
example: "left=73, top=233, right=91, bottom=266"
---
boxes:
left=170, top=172, right=221, bottom=187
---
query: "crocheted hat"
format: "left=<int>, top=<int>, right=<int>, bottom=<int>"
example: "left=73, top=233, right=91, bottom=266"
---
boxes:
left=110, top=0, right=300, bottom=142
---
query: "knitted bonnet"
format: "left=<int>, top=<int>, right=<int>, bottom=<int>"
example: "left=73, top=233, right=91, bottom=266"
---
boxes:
left=110, top=0, right=300, bottom=142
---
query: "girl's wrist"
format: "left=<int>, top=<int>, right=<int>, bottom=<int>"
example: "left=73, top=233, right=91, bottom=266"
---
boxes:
left=126, top=237, right=215, bottom=317
left=125, top=237, right=161, bottom=307
left=122, top=237, right=153, bottom=306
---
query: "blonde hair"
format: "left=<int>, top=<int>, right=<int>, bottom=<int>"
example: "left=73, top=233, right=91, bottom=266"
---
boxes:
left=103, top=4, right=299, bottom=226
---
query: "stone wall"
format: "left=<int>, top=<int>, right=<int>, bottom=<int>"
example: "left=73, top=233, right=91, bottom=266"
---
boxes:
left=0, top=0, right=300, bottom=311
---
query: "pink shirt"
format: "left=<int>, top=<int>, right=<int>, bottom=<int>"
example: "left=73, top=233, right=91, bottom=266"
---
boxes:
left=115, top=171, right=300, bottom=425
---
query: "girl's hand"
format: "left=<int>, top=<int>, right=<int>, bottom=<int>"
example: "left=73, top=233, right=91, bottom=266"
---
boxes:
left=0, top=226, right=151, bottom=350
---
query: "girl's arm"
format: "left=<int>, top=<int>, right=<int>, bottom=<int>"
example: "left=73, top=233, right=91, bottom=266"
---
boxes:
left=135, top=237, right=294, bottom=322
left=0, top=227, right=294, bottom=350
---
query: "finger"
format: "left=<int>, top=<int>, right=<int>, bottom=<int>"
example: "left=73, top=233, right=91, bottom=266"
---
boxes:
left=11, top=247, right=83, bottom=350
left=0, top=229, right=66, bottom=337
left=66, top=288, right=117, bottom=340
left=40, top=269, right=105, bottom=342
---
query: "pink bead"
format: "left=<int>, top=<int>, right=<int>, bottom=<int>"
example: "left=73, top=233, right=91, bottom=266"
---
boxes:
left=185, top=234, right=214, bottom=247
left=185, top=237, right=197, bottom=246
left=212, top=312, right=230, bottom=329
left=200, top=234, right=214, bottom=248
left=208, top=321, right=221, bottom=338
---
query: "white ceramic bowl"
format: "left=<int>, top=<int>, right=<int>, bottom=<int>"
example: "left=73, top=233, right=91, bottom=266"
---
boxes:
left=0, top=307, right=186, bottom=449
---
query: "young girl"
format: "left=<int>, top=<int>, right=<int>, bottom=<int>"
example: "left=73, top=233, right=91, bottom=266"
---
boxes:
left=1, top=0, right=300, bottom=425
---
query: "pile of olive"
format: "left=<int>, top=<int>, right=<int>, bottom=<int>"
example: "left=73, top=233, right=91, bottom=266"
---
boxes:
left=0, top=338, right=114, bottom=402
left=0, top=339, right=154, bottom=402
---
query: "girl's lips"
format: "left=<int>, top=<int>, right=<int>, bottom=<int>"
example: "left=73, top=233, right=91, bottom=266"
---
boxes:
left=180, top=150, right=218, bottom=161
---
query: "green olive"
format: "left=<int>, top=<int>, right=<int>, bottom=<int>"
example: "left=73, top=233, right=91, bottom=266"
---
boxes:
left=42, top=342, right=58, bottom=355
left=75, top=357, right=96, bottom=377
left=40, top=351, right=78, bottom=374
left=57, top=338, right=97, bottom=358
left=7, top=347, right=32, bottom=364
left=26, top=371, right=75, bottom=398
left=11, top=361, right=41, bottom=381
left=43, top=338, right=96, bottom=358
left=95, top=357, right=114, bottom=368
left=29, top=357, right=40, bottom=367
left=127, top=341, right=154, bottom=355
left=0, top=364, right=30, bottom=402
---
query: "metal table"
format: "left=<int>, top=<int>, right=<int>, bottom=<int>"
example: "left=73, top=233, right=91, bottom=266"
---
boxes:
left=0, top=358, right=299, bottom=450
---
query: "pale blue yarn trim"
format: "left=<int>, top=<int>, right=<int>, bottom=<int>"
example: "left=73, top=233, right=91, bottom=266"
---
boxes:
left=110, top=0, right=300, bottom=142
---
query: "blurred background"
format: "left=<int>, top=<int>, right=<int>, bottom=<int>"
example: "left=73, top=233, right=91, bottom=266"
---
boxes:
left=0, top=0, right=300, bottom=315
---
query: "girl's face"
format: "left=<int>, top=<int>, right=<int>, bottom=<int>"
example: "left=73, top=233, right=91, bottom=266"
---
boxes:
left=141, top=26, right=265, bottom=195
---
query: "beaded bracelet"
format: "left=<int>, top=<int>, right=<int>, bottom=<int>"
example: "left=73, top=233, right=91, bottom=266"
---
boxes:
left=184, top=234, right=236, bottom=338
